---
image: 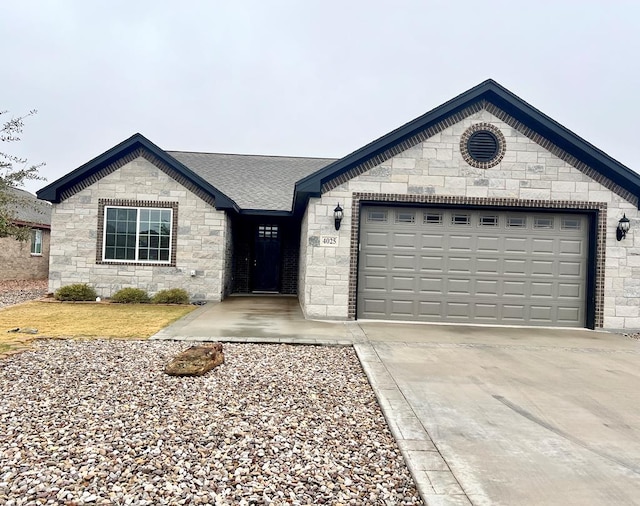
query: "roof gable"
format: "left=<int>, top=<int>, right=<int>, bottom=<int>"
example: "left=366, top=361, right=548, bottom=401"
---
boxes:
left=37, top=134, right=238, bottom=210
left=293, top=79, right=640, bottom=213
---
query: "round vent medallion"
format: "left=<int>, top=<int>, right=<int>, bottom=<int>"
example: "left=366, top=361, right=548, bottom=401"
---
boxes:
left=460, top=123, right=505, bottom=168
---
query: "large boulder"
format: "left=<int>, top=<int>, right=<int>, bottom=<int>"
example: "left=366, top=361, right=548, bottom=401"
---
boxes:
left=164, top=343, right=224, bottom=376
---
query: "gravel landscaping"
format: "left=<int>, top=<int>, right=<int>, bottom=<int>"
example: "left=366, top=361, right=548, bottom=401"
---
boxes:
left=0, top=340, right=422, bottom=505
left=0, top=280, right=48, bottom=309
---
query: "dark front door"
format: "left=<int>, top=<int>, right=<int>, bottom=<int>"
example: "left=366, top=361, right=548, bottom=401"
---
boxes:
left=252, top=224, right=281, bottom=292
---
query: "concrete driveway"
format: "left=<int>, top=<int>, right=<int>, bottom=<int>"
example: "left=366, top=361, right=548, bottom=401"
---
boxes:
left=153, top=297, right=640, bottom=505
left=360, top=323, right=640, bottom=506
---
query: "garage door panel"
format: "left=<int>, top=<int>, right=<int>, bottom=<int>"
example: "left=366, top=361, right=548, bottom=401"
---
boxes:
left=358, top=206, right=588, bottom=327
left=391, top=254, right=416, bottom=270
left=503, top=281, right=526, bottom=297
left=476, top=258, right=500, bottom=274
left=420, top=255, right=444, bottom=273
left=418, top=300, right=442, bottom=317
left=447, top=302, right=471, bottom=318
left=557, top=306, right=581, bottom=323
left=504, top=237, right=528, bottom=253
left=390, top=299, right=414, bottom=316
left=531, top=260, right=554, bottom=277
left=530, top=305, right=553, bottom=322
left=421, top=234, right=444, bottom=250
left=477, top=236, right=500, bottom=252
left=448, top=279, right=471, bottom=295
left=559, top=261, right=582, bottom=277
left=531, top=282, right=554, bottom=298
left=391, top=276, right=414, bottom=292
left=559, top=239, right=583, bottom=255
left=363, top=253, right=388, bottom=270
left=363, top=231, right=389, bottom=248
left=475, top=303, right=499, bottom=320
left=420, top=277, right=443, bottom=294
left=393, top=233, right=417, bottom=249
left=504, top=259, right=527, bottom=275
left=449, top=235, right=473, bottom=251
left=362, top=274, right=387, bottom=291
left=476, top=279, right=499, bottom=296
left=558, top=283, right=581, bottom=298
left=531, top=238, right=555, bottom=255
left=449, top=257, right=472, bottom=273
left=360, top=298, right=387, bottom=315
left=502, top=305, right=526, bottom=321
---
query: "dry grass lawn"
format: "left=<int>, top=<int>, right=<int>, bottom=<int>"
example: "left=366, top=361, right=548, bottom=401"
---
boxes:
left=0, top=301, right=196, bottom=357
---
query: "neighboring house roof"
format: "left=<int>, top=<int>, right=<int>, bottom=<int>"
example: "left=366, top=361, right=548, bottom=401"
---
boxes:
left=5, top=186, right=51, bottom=228
left=294, top=78, right=640, bottom=213
left=167, top=151, right=335, bottom=212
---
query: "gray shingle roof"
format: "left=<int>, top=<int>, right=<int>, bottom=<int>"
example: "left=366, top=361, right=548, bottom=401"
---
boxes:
left=5, top=187, right=52, bottom=226
left=167, top=151, right=336, bottom=211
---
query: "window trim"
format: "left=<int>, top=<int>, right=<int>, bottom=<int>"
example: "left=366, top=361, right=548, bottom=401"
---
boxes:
left=30, top=229, right=43, bottom=256
left=96, top=199, right=178, bottom=266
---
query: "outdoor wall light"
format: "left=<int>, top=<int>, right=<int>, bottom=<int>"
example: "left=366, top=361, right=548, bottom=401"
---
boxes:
left=334, top=204, right=344, bottom=231
left=617, top=214, right=631, bottom=241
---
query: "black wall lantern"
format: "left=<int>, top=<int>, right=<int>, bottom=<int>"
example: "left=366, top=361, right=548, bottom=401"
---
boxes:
left=334, top=204, right=344, bottom=231
left=617, top=214, right=631, bottom=241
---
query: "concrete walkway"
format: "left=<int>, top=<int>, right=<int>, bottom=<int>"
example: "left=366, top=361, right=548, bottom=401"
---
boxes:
left=152, top=297, right=640, bottom=506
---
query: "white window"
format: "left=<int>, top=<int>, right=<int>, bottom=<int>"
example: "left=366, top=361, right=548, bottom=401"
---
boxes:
left=30, top=229, right=42, bottom=255
left=103, top=207, right=172, bottom=263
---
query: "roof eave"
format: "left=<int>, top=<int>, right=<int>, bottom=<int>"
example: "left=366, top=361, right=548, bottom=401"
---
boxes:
left=36, top=133, right=240, bottom=211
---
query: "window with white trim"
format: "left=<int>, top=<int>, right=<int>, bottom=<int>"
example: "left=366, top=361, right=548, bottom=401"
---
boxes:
left=30, top=229, right=42, bottom=255
left=103, top=207, right=172, bottom=263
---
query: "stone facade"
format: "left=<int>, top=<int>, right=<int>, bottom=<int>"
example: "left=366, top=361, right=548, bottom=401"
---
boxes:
left=48, top=156, right=228, bottom=300
left=0, top=228, right=50, bottom=281
left=299, top=108, right=640, bottom=329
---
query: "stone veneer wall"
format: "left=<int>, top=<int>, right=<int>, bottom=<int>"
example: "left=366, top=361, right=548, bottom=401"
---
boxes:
left=48, top=156, right=228, bottom=300
left=0, top=228, right=50, bottom=281
left=299, top=108, right=640, bottom=329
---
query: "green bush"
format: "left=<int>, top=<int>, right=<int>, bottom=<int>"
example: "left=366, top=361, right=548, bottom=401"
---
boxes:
left=111, top=287, right=150, bottom=304
left=54, top=283, right=98, bottom=302
left=152, top=288, right=190, bottom=304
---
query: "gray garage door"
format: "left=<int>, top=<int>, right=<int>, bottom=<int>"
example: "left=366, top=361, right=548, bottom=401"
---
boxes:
left=357, top=206, right=588, bottom=326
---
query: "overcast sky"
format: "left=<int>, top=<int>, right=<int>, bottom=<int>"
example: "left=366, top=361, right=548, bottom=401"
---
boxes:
left=2, top=0, right=640, bottom=195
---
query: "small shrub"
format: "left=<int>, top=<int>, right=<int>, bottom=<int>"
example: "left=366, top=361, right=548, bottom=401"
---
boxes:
left=54, top=283, right=98, bottom=302
left=152, top=288, right=190, bottom=304
left=111, top=287, right=150, bottom=304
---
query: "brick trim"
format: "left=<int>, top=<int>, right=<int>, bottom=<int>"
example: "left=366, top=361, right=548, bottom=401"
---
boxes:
left=96, top=199, right=179, bottom=267
left=348, top=193, right=606, bottom=328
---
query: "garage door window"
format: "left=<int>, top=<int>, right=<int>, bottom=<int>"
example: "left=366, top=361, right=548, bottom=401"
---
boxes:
left=507, top=216, right=527, bottom=228
left=534, top=217, right=554, bottom=229
left=562, top=218, right=581, bottom=230
left=479, top=215, right=498, bottom=227
left=395, top=211, right=416, bottom=224
left=423, top=212, right=443, bottom=225
left=367, top=210, right=387, bottom=223
left=452, top=213, right=471, bottom=226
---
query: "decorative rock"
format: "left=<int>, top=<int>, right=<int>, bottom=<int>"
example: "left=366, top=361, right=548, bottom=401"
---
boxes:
left=0, top=340, right=422, bottom=504
left=164, top=343, right=224, bottom=376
